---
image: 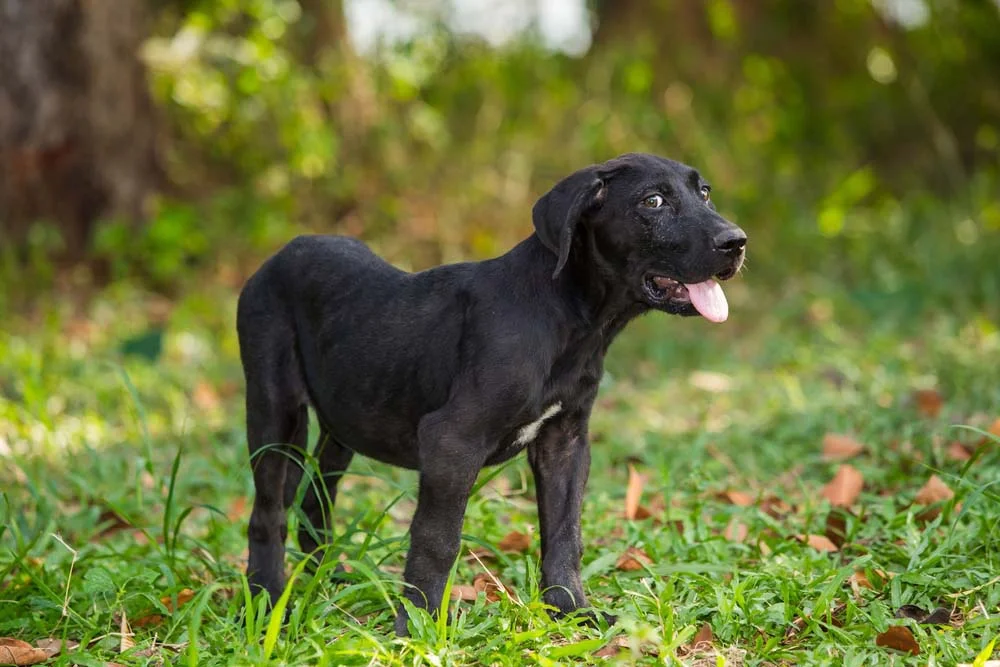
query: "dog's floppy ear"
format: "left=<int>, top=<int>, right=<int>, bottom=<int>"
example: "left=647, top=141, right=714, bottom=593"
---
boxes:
left=532, top=167, right=607, bottom=279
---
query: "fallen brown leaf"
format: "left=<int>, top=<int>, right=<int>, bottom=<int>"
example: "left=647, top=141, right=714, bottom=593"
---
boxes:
left=119, top=611, right=134, bottom=654
left=875, top=625, right=920, bottom=655
left=799, top=534, right=839, bottom=552
left=822, top=433, right=865, bottom=461
left=616, top=546, right=652, bottom=572
left=593, top=635, right=629, bottom=658
left=0, top=638, right=48, bottom=666
left=785, top=602, right=847, bottom=640
left=758, top=495, right=793, bottom=518
left=717, top=490, right=754, bottom=506
left=450, top=584, right=478, bottom=602
left=689, top=622, right=714, bottom=650
left=32, top=639, right=77, bottom=660
left=988, top=417, right=1000, bottom=438
left=630, top=505, right=653, bottom=520
left=914, top=389, right=944, bottom=418
left=914, top=475, right=957, bottom=522
left=133, top=588, right=196, bottom=628
left=724, top=520, right=748, bottom=542
left=624, top=464, right=645, bottom=520
left=497, top=531, right=531, bottom=553
left=824, top=508, right=850, bottom=548
left=914, top=475, right=954, bottom=505
left=95, top=507, right=133, bottom=539
left=849, top=570, right=873, bottom=591
left=895, top=605, right=953, bottom=626
left=821, top=464, right=864, bottom=507
left=464, top=546, right=497, bottom=562
left=472, top=572, right=504, bottom=602
left=946, top=441, right=972, bottom=462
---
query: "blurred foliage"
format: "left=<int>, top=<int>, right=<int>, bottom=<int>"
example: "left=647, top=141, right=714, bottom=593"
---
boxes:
left=7, top=0, right=1000, bottom=307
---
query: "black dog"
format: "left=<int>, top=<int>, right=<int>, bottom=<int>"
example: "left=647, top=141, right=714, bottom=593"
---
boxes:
left=236, top=152, right=746, bottom=635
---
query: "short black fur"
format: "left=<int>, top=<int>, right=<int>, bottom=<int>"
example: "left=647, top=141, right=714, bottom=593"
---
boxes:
left=236, top=152, right=747, bottom=635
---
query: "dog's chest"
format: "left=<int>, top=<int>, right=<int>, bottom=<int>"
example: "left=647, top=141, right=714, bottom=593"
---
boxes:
left=513, top=402, right=563, bottom=446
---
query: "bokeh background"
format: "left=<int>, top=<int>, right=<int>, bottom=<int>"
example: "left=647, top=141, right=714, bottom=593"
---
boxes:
left=2, top=0, right=999, bottom=300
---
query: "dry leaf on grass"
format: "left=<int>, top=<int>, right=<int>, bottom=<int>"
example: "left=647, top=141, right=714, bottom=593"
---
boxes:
left=785, top=602, right=847, bottom=640
left=989, top=417, right=1000, bottom=438
left=759, top=496, right=793, bottom=518
left=914, top=389, right=944, bottom=417
left=875, top=625, right=920, bottom=655
left=947, top=441, right=972, bottom=462
left=824, top=508, right=851, bottom=547
left=798, top=534, right=839, bottom=552
left=451, top=573, right=509, bottom=603
left=914, top=475, right=954, bottom=504
left=849, top=570, right=873, bottom=592
left=497, top=531, right=531, bottom=553
left=624, top=464, right=647, bottom=520
left=914, top=474, right=957, bottom=521
left=0, top=638, right=49, bottom=666
left=472, top=572, right=506, bottom=602
left=616, top=547, right=652, bottom=571
left=821, top=464, right=864, bottom=507
left=32, top=639, right=77, bottom=660
left=593, top=635, right=630, bottom=658
left=822, top=433, right=865, bottom=461
left=464, top=546, right=497, bottom=562
left=895, top=605, right=953, bottom=625
left=689, top=623, right=714, bottom=650
left=119, top=611, right=134, bottom=654
left=724, top=520, right=748, bottom=542
left=450, top=584, right=479, bottom=602
left=94, top=507, right=133, bottom=539
left=133, top=588, right=195, bottom=628
left=717, top=490, right=754, bottom=506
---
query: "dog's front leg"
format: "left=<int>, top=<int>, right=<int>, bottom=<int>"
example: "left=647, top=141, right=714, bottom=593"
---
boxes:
left=528, top=422, right=592, bottom=617
left=395, top=418, right=485, bottom=637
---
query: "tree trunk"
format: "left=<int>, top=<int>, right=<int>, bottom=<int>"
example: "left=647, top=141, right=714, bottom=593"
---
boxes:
left=0, top=0, right=160, bottom=258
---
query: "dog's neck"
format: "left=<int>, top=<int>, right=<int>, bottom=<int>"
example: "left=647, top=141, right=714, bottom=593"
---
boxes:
left=517, top=234, right=648, bottom=347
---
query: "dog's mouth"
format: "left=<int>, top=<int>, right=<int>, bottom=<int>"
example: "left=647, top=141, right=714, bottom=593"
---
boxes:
left=642, top=274, right=731, bottom=323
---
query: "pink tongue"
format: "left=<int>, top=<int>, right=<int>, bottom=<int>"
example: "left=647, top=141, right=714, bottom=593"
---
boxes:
left=684, top=280, right=729, bottom=323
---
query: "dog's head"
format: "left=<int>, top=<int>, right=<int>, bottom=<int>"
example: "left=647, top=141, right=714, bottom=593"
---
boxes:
left=533, top=153, right=746, bottom=322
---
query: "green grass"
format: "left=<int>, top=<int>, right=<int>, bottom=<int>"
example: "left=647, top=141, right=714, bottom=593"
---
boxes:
left=2, top=248, right=1000, bottom=665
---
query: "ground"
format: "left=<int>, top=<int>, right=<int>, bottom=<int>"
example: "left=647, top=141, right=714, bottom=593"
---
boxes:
left=1, top=254, right=999, bottom=666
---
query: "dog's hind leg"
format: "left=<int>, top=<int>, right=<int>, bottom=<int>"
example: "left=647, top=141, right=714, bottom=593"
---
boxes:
left=245, top=387, right=307, bottom=605
left=297, top=427, right=354, bottom=564
left=239, top=285, right=309, bottom=606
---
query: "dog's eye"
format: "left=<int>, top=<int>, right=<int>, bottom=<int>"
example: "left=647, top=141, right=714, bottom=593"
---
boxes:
left=700, top=185, right=711, bottom=202
left=641, top=194, right=665, bottom=209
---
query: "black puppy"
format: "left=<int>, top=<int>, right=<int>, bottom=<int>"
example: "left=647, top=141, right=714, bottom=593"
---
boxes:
left=236, top=152, right=746, bottom=635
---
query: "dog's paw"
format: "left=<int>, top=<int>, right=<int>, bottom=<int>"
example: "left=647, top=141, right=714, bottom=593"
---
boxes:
left=393, top=609, right=411, bottom=637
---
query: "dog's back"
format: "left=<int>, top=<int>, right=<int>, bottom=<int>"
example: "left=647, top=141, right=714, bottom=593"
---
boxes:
left=237, top=235, right=470, bottom=467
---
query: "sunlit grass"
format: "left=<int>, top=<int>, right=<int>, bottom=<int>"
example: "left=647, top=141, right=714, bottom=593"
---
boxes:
left=2, top=246, right=999, bottom=665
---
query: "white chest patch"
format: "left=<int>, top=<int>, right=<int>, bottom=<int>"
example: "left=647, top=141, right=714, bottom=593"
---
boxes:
left=514, top=402, right=563, bottom=446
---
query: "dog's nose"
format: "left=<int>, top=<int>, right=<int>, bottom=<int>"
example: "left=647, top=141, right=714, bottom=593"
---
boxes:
left=714, top=228, right=747, bottom=256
